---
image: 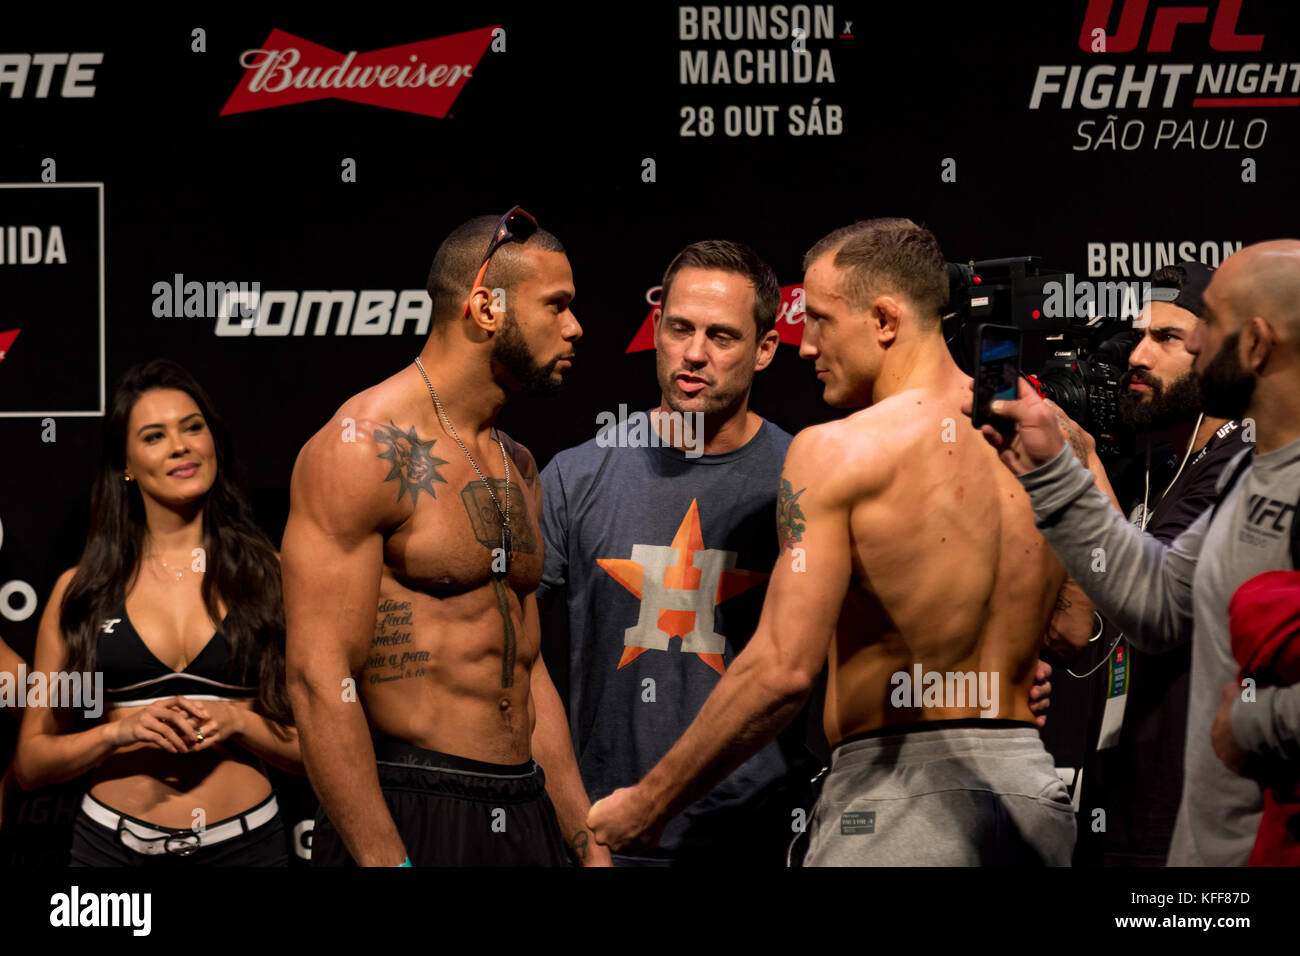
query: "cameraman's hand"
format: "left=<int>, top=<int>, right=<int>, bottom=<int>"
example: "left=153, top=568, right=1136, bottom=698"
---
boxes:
left=1042, top=398, right=1097, bottom=464
left=1029, top=659, right=1052, bottom=729
left=961, top=377, right=1065, bottom=475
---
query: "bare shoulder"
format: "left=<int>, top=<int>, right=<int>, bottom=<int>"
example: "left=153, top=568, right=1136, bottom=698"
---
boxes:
left=48, top=566, right=79, bottom=607
left=496, top=428, right=540, bottom=498
left=32, top=566, right=79, bottom=649
left=853, top=388, right=968, bottom=458
left=785, top=401, right=916, bottom=500
left=290, top=378, right=440, bottom=532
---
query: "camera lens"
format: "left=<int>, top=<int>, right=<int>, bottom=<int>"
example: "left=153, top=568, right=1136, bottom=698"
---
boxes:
left=1036, top=368, right=1087, bottom=423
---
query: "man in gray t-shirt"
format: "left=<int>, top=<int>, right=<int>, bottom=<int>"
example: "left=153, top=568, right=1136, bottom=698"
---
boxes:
left=538, top=240, right=817, bottom=865
left=971, top=239, right=1300, bottom=865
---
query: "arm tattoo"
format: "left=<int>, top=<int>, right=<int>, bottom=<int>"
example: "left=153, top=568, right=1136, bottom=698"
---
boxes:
left=1053, top=409, right=1090, bottom=463
left=375, top=422, right=449, bottom=505
left=569, top=830, right=590, bottom=863
left=776, top=478, right=807, bottom=553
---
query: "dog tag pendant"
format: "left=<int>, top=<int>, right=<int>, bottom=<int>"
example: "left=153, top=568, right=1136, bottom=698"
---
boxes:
left=500, top=523, right=512, bottom=572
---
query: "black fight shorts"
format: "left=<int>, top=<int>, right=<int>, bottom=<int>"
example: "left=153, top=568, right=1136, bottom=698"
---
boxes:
left=311, top=738, right=574, bottom=867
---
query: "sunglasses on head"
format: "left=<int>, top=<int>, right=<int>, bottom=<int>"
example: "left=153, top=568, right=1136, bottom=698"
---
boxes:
left=464, top=205, right=539, bottom=317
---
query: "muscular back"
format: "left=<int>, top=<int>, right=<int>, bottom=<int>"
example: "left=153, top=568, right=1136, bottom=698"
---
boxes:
left=814, top=384, right=1066, bottom=742
left=284, top=365, right=545, bottom=765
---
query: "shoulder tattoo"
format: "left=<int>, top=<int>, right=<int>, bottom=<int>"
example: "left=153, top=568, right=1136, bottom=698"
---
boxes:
left=498, top=432, right=540, bottom=494
left=374, top=421, right=450, bottom=506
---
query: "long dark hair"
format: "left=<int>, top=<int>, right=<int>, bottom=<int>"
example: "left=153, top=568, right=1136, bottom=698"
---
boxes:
left=58, top=359, right=291, bottom=724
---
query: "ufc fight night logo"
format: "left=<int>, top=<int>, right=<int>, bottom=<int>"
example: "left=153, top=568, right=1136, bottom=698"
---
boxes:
left=1078, top=0, right=1263, bottom=53
left=1028, top=0, right=1295, bottom=153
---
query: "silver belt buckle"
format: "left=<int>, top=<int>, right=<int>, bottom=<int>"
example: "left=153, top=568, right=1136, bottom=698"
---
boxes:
left=165, top=832, right=202, bottom=857
left=117, top=822, right=201, bottom=857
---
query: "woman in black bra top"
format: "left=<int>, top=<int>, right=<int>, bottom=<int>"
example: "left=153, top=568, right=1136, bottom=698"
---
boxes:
left=14, top=359, right=301, bottom=865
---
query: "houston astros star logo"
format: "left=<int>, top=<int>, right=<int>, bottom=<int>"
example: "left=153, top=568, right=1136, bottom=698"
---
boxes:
left=597, top=499, right=768, bottom=675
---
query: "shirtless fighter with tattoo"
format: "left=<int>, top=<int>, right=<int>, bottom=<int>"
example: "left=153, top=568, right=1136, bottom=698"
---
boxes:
left=588, top=218, right=1101, bottom=865
left=284, top=208, right=608, bottom=866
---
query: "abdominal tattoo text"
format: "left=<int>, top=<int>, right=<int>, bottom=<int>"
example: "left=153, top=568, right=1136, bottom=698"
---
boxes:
left=777, top=478, right=807, bottom=553
left=461, top=480, right=537, bottom=688
left=364, top=600, right=427, bottom=685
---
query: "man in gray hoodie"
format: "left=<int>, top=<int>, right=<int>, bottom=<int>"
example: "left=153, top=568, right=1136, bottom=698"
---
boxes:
left=971, top=240, right=1300, bottom=865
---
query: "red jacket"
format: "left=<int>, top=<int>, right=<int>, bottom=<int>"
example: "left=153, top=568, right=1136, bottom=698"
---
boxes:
left=1229, top=570, right=1300, bottom=867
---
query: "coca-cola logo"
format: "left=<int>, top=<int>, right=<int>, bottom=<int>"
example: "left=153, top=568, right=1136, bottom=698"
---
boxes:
left=625, top=283, right=805, bottom=353
left=221, top=27, right=497, bottom=118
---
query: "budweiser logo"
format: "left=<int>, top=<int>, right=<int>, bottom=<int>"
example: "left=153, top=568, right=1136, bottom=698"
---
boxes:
left=0, top=329, right=19, bottom=364
left=221, top=27, right=497, bottom=118
left=625, top=284, right=806, bottom=352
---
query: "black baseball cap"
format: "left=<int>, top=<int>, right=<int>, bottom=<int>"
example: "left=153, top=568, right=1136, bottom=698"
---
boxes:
left=1146, top=259, right=1215, bottom=319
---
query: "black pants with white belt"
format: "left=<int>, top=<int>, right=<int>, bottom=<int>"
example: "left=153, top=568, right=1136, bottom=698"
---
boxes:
left=69, top=792, right=288, bottom=867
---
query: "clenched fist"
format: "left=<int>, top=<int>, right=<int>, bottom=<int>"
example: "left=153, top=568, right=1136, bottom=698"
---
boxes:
left=587, top=785, right=665, bottom=854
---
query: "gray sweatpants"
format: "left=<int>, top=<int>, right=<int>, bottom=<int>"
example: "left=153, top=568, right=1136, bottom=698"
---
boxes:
left=800, top=723, right=1075, bottom=866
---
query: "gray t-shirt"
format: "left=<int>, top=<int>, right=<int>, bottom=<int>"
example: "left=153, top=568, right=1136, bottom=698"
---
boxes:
left=538, top=418, right=814, bottom=862
left=1018, top=435, right=1300, bottom=865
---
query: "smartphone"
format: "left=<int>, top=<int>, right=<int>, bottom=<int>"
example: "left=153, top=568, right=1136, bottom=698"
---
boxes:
left=973, top=323, right=1021, bottom=437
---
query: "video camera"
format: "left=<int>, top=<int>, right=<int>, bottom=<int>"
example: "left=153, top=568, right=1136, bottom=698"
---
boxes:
left=944, top=256, right=1137, bottom=461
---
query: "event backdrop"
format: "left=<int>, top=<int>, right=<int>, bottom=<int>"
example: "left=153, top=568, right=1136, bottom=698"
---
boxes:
left=2, top=1, right=1297, bottom=863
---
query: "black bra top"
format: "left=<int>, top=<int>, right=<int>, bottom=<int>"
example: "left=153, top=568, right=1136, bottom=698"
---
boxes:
left=97, top=600, right=257, bottom=707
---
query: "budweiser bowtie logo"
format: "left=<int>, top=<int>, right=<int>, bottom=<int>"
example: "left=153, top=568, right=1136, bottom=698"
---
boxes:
left=0, top=329, right=19, bottom=365
left=221, top=27, right=497, bottom=118
left=625, top=284, right=806, bottom=352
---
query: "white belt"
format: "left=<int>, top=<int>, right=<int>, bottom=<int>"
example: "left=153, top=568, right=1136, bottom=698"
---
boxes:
left=81, top=793, right=279, bottom=856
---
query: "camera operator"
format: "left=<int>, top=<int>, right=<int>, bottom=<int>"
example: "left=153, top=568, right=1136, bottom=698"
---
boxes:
left=968, top=240, right=1300, bottom=866
left=1075, top=261, right=1245, bottom=866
